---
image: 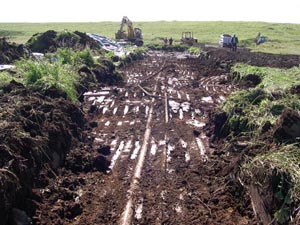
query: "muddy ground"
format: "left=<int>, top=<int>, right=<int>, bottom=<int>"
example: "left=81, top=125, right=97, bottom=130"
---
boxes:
left=1, top=46, right=300, bottom=225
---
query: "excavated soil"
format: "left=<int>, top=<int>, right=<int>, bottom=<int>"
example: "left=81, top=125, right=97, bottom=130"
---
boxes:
left=26, top=30, right=103, bottom=53
left=1, top=47, right=300, bottom=225
left=0, top=37, right=29, bottom=64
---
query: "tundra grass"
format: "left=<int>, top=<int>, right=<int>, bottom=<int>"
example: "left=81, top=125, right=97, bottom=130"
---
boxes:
left=233, top=63, right=300, bottom=92
left=0, top=71, right=18, bottom=87
left=241, top=144, right=300, bottom=223
left=1, top=21, right=300, bottom=54
left=15, top=58, right=79, bottom=102
left=222, top=64, right=300, bottom=133
left=224, top=64, right=300, bottom=223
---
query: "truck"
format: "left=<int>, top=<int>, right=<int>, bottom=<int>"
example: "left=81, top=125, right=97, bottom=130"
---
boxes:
left=219, top=34, right=232, bottom=48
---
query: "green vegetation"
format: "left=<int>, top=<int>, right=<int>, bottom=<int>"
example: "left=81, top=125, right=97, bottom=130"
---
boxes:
left=16, top=58, right=79, bottom=102
left=1, top=21, right=300, bottom=54
left=223, top=64, right=300, bottom=135
left=241, top=144, right=300, bottom=224
left=222, top=63, right=300, bottom=223
left=187, top=46, right=202, bottom=55
left=48, top=48, right=95, bottom=68
left=233, top=63, right=300, bottom=92
left=0, top=71, right=17, bottom=87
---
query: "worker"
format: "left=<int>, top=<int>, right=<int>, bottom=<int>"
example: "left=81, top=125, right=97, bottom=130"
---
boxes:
left=255, top=32, right=261, bottom=45
left=231, top=34, right=238, bottom=52
left=164, top=37, right=168, bottom=45
left=169, top=37, right=173, bottom=46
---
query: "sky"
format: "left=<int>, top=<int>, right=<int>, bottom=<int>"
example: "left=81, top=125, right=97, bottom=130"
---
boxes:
left=1, top=0, right=300, bottom=24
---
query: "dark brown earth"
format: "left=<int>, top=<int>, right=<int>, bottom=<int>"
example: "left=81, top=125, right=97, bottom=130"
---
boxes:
left=0, top=37, right=29, bottom=64
left=1, top=46, right=300, bottom=225
left=25, top=30, right=104, bottom=54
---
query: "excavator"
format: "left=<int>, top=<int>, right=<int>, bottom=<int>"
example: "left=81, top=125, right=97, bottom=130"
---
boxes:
left=115, top=16, right=143, bottom=46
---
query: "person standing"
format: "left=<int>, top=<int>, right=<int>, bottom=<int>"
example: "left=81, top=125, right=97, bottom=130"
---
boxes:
left=231, top=34, right=238, bottom=52
left=169, top=37, right=173, bottom=46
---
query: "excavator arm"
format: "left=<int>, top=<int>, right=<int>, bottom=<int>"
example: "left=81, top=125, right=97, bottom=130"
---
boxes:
left=118, top=16, right=134, bottom=39
left=115, top=16, right=143, bottom=46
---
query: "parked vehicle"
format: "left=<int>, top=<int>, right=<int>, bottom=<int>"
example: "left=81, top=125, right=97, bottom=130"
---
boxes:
left=219, top=34, right=232, bottom=48
left=181, top=32, right=198, bottom=46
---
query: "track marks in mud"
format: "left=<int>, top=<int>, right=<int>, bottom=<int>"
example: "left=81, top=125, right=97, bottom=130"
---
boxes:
left=78, top=52, right=237, bottom=225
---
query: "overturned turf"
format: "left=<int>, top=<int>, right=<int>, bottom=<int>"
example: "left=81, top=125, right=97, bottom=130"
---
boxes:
left=0, top=81, right=85, bottom=225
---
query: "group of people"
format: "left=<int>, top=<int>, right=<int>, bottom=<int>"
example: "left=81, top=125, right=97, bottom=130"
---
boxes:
left=164, top=37, right=173, bottom=46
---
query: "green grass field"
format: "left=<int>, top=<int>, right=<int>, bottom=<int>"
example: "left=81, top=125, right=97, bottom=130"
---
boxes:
left=1, top=21, right=300, bottom=54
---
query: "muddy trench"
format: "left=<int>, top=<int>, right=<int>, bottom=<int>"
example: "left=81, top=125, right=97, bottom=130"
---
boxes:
left=31, top=50, right=257, bottom=225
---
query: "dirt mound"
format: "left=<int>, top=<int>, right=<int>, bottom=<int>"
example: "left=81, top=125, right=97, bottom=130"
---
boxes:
left=26, top=30, right=103, bottom=53
left=0, top=81, right=86, bottom=225
left=204, top=47, right=300, bottom=68
left=0, top=37, right=30, bottom=64
left=274, top=108, right=300, bottom=143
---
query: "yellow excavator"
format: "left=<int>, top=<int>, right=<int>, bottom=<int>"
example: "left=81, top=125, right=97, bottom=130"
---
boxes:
left=115, top=16, right=143, bottom=46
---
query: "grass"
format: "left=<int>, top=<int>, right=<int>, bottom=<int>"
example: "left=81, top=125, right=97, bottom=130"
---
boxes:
left=16, top=58, right=79, bottom=102
left=232, top=63, right=300, bottom=92
left=0, top=71, right=18, bottom=87
left=241, top=144, right=300, bottom=223
left=1, top=21, right=300, bottom=54
left=221, top=64, right=300, bottom=136
left=225, top=64, right=300, bottom=223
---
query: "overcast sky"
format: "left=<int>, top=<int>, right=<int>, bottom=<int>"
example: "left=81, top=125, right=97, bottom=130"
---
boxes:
left=1, top=0, right=300, bottom=24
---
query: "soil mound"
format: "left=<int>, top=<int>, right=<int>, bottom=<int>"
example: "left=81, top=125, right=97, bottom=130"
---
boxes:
left=0, top=81, right=85, bottom=225
left=26, top=30, right=103, bottom=53
left=0, top=37, right=30, bottom=64
left=204, top=47, right=300, bottom=68
left=274, top=108, right=300, bottom=143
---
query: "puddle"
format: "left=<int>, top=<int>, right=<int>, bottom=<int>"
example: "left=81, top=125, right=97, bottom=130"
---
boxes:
left=124, top=140, right=132, bottom=153
left=186, top=119, right=206, bottom=128
left=130, top=141, right=141, bottom=160
left=135, top=198, right=144, bottom=220
left=150, top=138, right=157, bottom=155
left=179, top=108, right=183, bottom=119
left=195, top=137, right=207, bottom=161
left=109, top=140, right=124, bottom=170
left=124, top=105, right=129, bottom=115
left=167, top=144, right=175, bottom=162
left=113, top=107, right=118, bottom=115
left=202, top=96, right=213, bottom=103
left=185, top=152, right=191, bottom=162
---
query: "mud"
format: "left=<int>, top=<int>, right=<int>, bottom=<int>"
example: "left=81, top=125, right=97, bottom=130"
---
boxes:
left=0, top=82, right=86, bottom=225
left=1, top=46, right=300, bottom=225
left=26, top=30, right=103, bottom=53
left=0, top=37, right=29, bottom=64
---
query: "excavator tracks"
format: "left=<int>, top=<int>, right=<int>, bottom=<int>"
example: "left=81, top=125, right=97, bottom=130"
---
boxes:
left=69, top=51, right=254, bottom=225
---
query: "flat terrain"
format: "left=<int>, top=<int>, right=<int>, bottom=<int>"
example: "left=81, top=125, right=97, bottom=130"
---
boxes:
left=1, top=21, right=300, bottom=54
